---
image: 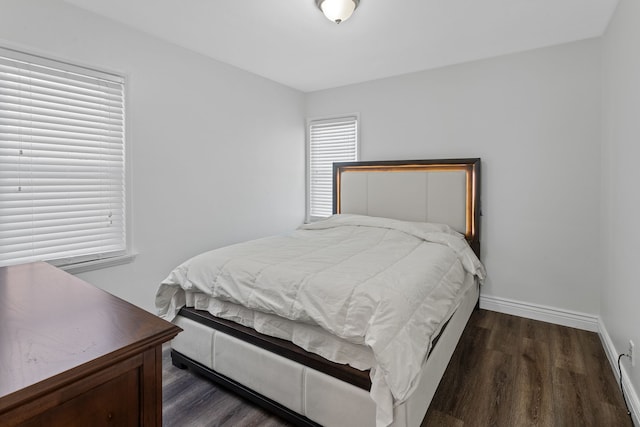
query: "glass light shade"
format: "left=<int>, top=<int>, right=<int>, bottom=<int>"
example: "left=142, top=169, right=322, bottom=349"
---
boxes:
left=318, top=0, right=358, bottom=24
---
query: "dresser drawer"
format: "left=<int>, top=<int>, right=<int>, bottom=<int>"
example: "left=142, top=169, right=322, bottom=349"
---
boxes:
left=2, top=354, right=146, bottom=427
left=20, top=368, right=140, bottom=427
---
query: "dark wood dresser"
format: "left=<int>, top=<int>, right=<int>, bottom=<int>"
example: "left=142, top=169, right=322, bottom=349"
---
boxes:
left=0, top=262, right=181, bottom=426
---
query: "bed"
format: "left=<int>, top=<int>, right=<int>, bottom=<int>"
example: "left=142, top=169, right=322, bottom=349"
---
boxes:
left=156, top=158, right=484, bottom=427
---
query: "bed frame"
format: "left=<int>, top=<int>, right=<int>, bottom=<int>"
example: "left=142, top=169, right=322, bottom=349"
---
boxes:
left=170, top=158, right=481, bottom=426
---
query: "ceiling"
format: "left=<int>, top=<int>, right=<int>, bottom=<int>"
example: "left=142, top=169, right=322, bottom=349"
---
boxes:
left=63, top=0, right=619, bottom=92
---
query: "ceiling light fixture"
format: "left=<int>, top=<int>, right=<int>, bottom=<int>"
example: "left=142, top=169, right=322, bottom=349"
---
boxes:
left=316, top=0, right=360, bottom=24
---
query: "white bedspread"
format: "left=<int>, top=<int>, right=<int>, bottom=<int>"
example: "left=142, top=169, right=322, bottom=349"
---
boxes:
left=156, top=214, right=485, bottom=426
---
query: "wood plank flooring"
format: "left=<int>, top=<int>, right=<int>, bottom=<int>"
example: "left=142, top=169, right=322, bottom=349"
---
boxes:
left=162, top=309, right=633, bottom=426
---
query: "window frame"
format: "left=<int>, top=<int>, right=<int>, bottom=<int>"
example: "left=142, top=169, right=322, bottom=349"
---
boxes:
left=0, top=45, right=134, bottom=273
left=306, top=114, right=359, bottom=222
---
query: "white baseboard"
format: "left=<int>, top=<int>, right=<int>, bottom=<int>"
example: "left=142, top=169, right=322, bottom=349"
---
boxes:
left=598, top=318, right=640, bottom=426
left=479, top=294, right=599, bottom=332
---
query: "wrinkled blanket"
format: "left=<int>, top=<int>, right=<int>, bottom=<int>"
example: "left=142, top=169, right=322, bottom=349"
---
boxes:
left=156, top=214, right=485, bottom=426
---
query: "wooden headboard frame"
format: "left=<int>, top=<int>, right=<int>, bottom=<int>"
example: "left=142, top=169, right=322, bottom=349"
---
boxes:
left=332, top=158, right=481, bottom=258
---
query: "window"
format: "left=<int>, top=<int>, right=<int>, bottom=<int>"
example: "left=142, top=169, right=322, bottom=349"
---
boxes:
left=307, top=115, right=358, bottom=220
left=0, top=47, right=127, bottom=268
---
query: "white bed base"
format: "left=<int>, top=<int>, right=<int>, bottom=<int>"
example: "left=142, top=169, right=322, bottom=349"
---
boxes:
left=170, top=281, right=478, bottom=427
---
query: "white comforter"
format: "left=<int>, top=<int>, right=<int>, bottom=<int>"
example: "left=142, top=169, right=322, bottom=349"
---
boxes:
left=156, top=214, right=485, bottom=426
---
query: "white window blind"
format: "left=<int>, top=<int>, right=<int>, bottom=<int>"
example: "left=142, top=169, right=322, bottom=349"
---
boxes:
left=0, top=47, right=126, bottom=267
left=308, top=116, right=357, bottom=219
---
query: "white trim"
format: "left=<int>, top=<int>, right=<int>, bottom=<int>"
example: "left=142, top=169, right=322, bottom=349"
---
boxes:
left=598, top=317, right=640, bottom=426
left=0, top=38, right=127, bottom=81
left=479, top=294, right=599, bottom=332
left=0, top=45, right=123, bottom=83
left=55, top=252, right=137, bottom=274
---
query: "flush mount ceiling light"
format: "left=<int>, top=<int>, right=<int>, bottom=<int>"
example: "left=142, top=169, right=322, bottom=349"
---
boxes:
left=316, top=0, right=360, bottom=24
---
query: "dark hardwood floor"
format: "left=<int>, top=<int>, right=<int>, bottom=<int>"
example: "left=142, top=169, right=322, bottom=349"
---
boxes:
left=162, top=309, right=633, bottom=426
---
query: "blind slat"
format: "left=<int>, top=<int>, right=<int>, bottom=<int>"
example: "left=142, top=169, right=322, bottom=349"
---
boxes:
left=0, top=92, right=123, bottom=119
left=0, top=75, right=123, bottom=106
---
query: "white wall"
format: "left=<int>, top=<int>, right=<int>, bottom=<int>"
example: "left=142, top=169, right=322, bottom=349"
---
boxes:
left=601, top=0, right=640, bottom=409
left=0, top=0, right=306, bottom=311
left=306, top=40, right=603, bottom=315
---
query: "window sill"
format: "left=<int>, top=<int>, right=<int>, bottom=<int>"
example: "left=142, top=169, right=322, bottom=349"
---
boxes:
left=55, top=252, right=138, bottom=275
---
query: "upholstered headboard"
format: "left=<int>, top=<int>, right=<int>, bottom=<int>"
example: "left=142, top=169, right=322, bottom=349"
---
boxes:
left=332, top=159, right=481, bottom=257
